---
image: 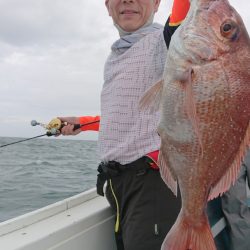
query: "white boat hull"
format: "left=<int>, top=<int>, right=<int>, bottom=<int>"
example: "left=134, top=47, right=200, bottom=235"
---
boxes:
left=0, top=188, right=116, bottom=250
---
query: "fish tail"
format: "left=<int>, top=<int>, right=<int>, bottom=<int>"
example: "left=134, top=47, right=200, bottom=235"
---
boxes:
left=161, top=212, right=216, bottom=250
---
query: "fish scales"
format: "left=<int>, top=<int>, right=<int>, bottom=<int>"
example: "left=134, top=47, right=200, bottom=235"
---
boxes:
left=140, top=0, right=250, bottom=249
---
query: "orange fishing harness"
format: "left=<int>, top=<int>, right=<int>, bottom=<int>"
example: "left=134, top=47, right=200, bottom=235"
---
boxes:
left=146, top=150, right=159, bottom=170
left=79, top=116, right=100, bottom=131
left=169, top=0, right=190, bottom=26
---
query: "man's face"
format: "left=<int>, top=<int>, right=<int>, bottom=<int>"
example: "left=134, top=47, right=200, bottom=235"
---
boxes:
left=105, top=0, right=160, bottom=32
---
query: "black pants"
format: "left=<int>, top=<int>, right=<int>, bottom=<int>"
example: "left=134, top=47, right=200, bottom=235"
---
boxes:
left=104, top=158, right=181, bottom=250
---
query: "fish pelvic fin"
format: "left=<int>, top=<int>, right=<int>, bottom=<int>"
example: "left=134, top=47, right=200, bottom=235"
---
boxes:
left=138, top=79, right=164, bottom=113
left=208, top=122, right=250, bottom=200
left=158, top=147, right=178, bottom=196
left=184, top=67, right=204, bottom=157
left=161, top=211, right=216, bottom=250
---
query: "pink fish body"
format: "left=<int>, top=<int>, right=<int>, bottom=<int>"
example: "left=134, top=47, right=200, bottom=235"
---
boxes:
left=140, top=0, right=250, bottom=249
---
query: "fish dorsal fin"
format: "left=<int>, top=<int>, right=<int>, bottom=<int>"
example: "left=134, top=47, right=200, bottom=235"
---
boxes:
left=158, top=143, right=178, bottom=196
left=208, top=123, right=250, bottom=200
left=139, top=79, right=164, bottom=113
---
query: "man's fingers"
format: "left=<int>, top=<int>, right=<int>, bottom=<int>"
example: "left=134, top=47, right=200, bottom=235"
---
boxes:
left=57, top=117, right=79, bottom=125
left=61, top=124, right=75, bottom=135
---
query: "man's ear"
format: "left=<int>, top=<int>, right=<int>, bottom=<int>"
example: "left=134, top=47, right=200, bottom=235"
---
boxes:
left=154, top=0, right=161, bottom=12
left=105, top=0, right=111, bottom=16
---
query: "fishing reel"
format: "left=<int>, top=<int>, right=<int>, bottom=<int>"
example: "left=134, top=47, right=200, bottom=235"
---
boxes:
left=31, top=118, right=85, bottom=136
left=31, top=118, right=63, bottom=136
left=0, top=118, right=63, bottom=148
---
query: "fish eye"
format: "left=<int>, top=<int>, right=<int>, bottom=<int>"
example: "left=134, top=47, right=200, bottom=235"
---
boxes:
left=220, top=20, right=239, bottom=40
left=222, top=23, right=232, bottom=33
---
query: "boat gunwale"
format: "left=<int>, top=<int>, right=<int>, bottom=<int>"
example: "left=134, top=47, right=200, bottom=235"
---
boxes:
left=0, top=187, right=98, bottom=237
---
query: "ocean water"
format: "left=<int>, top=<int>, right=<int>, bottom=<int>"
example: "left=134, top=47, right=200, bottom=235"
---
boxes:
left=0, top=137, right=99, bottom=222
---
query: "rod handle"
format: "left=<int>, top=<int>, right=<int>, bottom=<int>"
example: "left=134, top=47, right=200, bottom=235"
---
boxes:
left=73, top=124, right=81, bottom=130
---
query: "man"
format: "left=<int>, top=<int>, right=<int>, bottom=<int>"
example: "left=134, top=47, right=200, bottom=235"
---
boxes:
left=221, top=150, right=250, bottom=250
left=58, top=0, right=190, bottom=249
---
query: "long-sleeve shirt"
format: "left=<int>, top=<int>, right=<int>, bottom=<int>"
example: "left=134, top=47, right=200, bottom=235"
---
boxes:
left=79, top=0, right=190, bottom=164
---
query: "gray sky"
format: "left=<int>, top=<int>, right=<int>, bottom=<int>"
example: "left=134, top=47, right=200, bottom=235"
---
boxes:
left=0, top=0, right=249, bottom=140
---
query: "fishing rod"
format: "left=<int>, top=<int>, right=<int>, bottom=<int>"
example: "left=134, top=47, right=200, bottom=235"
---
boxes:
left=0, top=133, right=52, bottom=148
left=0, top=118, right=100, bottom=148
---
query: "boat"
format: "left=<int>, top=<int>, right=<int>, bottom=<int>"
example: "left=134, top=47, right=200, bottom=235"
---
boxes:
left=0, top=187, right=236, bottom=250
left=0, top=188, right=116, bottom=250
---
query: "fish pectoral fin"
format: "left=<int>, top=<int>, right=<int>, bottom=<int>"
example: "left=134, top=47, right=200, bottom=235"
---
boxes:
left=208, top=122, right=250, bottom=200
left=139, top=79, right=164, bottom=113
left=183, top=67, right=204, bottom=156
left=158, top=149, right=178, bottom=196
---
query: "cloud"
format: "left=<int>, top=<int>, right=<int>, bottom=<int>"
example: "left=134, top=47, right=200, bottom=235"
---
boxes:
left=0, top=0, right=115, bottom=140
left=0, top=0, right=115, bottom=46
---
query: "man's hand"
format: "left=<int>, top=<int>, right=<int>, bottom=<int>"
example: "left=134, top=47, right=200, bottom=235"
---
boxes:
left=57, top=117, right=82, bottom=136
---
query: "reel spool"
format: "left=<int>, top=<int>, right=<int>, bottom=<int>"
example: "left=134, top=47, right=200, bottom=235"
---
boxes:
left=31, top=118, right=62, bottom=135
left=46, top=118, right=62, bottom=131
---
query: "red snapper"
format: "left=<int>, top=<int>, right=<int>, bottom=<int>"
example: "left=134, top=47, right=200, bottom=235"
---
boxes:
left=140, top=0, right=250, bottom=249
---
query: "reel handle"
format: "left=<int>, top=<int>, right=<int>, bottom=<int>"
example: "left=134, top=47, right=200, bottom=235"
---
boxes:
left=31, top=120, right=39, bottom=126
